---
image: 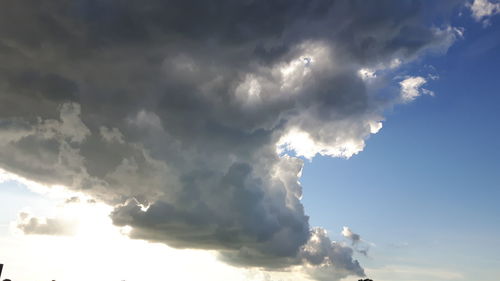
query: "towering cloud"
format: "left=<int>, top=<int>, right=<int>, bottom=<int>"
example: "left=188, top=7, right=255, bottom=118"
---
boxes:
left=0, top=0, right=464, bottom=279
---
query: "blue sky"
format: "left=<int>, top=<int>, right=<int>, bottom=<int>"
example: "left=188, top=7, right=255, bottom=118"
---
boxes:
left=302, top=10, right=500, bottom=281
left=0, top=1, right=499, bottom=281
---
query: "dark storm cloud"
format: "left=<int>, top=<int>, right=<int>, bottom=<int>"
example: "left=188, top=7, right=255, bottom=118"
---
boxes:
left=0, top=0, right=464, bottom=279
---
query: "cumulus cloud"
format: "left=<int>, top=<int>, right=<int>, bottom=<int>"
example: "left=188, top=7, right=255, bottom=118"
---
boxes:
left=399, top=76, right=434, bottom=102
left=301, top=228, right=365, bottom=281
left=342, top=227, right=361, bottom=245
left=342, top=226, right=370, bottom=256
left=0, top=1, right=463, bottom=280
left=99, top=126, right=125, bottom=144
left=469, top=0, right=500, bottom=25
left=15, top=211, right=77, bottom=236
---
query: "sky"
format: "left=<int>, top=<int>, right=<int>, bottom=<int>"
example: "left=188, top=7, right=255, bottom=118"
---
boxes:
left=0, top=1, right=499, bottom=281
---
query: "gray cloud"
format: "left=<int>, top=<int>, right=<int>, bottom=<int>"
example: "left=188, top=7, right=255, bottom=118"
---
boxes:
left=302, top=228, right=365, bottom=280
left=64, top=196, right=81, bottom=204
left=16, top=211, right=77, bottom=236
left=342, top=227, right=361, bottom=245
left=0, top=0, right=464, bottom=279
left=342, top=226, right=370, bottom=257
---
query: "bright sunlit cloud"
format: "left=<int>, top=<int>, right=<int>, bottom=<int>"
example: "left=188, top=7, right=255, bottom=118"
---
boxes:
left=0, top=1, right=498, bottom=281
left=2, top=176, right=311, bottom=281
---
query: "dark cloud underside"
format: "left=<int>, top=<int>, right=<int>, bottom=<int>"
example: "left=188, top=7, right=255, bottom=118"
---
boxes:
left=0, top=1, right=463, bottom=280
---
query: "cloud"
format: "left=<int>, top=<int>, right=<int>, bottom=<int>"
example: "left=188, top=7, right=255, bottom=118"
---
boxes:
left=15, top=211, right=77, bottom=236
left=65, top=196, right=81, bottom=204
left=469, top=0, right=500, bottom=25
left=341, top=226, right=371, bottom=256
left=0, top=1, right=462, bottom=279
left=399, top=76, right=434, bottom=102
left=301, top=228, right=365, bottom=281
left=99, top=126, right=125, bottom=144
left=342, top=227, right=361, bottom=245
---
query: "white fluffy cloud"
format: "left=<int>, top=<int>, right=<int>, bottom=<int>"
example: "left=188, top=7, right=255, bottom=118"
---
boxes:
left=399, top=76, right=434, bottom=102
left=469, top=0, right=500, bottom=24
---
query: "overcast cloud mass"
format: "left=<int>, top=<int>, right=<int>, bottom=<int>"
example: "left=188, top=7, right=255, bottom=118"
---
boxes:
left=0, top=0, right=467, bottom=280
